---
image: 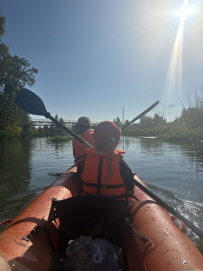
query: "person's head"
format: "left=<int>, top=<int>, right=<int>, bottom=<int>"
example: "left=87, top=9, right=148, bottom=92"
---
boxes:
left=77, top=116, right=91, bottom=133
left=94, top=121, right=121, bottom=151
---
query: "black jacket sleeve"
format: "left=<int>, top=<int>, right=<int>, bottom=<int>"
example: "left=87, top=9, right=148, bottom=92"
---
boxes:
left=119, top=158, right=135, bottom=191
left=76, top=159, right=85, bottom=177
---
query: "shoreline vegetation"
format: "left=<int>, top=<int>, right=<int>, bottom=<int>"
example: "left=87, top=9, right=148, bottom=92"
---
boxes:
left=48, top=135, right=72, bottom=142
left=122, top=124, right=203, bottom=143
left=119, top=106, right=203, bottom=144
left=1, top=93, right=203, bottom=144
left=1, top=117, right=203, bottom=144
left=1, top=95, right=203, bottom=143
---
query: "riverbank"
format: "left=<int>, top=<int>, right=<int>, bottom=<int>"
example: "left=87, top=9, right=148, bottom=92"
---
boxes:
left=123, top=124, right=203, bottom=143
left=48, top=135, right=73, bottom=142
left=1, top=123, right=203, bottom=144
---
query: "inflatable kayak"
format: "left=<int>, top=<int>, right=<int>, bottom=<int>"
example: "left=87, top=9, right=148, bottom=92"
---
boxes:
left=0, top=166, right=202, bottom=271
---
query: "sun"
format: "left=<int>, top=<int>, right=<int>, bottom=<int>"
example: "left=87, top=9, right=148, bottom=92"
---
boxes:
left=175, top=1, right=195, bottom=21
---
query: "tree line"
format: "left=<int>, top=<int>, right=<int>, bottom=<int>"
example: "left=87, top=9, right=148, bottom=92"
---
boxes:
left=0, top=12, right=38, bottom=140
left=120, top=95, right=203, bottom=142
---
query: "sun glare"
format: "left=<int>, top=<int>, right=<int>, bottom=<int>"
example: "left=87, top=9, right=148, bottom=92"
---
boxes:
left=175, top=1, right=195, bottom=21
left=165, top=0, right=196, bottom=102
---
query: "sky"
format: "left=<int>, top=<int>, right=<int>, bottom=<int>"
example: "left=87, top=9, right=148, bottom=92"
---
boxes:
left=0, top=0, right=203, bottom=123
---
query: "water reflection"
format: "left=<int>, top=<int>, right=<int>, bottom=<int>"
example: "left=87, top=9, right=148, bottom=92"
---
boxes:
left=181, top=142, right=203, bottom=165
left=0, top=140, right=32, bottom=196
left=0, top=140, right=35, bottom=229
left=140, top=137, right=163, bottom=152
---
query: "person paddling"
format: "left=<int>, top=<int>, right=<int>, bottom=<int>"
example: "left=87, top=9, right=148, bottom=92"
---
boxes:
left=72, top=116, right=95, bottom=165
left=77, top=121, right=135, bottom=202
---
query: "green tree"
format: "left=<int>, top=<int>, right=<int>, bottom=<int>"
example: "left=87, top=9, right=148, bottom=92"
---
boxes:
left=153, top=113, right=166, bottom=126
left=140, top=115, right=153, bottom=127
left=175, top=90, right=203, bottom=129
left=0, top=12, right=38, bottom=139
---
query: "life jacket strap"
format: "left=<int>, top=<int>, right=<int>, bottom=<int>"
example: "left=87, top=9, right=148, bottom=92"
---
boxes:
left=126, top=192, right=139, bottom=202
left=18, top=215, right=57, bottom=253
left=82, top=181, right=125, bottom=188
left=124, top=217, right=153, bottom=249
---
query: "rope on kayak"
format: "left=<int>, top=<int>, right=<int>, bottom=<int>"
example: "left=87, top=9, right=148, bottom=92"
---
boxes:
left=124, top=217, right=153, bottom=249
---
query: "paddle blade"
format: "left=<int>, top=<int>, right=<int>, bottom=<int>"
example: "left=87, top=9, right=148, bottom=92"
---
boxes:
left=15, top=88, right=48, bottom=116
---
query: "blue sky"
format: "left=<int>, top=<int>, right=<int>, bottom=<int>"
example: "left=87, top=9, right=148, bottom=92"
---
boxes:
left=1, top=0, right=203, bottom=123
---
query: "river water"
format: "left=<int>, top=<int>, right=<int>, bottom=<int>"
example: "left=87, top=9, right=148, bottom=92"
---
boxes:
left=0, top=137, right=202, bottom=253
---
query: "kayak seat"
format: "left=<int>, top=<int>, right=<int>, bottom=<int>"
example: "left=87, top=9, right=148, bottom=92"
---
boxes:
left=52, top=196, right=129, bottom=248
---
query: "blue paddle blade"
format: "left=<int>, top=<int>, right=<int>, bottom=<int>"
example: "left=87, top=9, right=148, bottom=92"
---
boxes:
left=15, top=88, right=48, bottom=116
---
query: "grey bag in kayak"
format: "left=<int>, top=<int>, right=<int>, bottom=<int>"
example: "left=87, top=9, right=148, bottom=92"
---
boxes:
left=64, top=235, right=126, bottom=271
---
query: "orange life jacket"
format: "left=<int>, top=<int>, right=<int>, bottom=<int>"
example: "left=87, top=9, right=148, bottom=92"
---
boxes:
left=72, top=129, right=95, bottom=165
left=81, top=148, right=128, bottom=201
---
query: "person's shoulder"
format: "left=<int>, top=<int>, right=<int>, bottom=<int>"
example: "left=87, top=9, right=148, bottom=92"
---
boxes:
left=119, top=158, right=131, bottom=171
left=79, top=129, right=93, bottom=135
left=83, top=129, right=94, bottom=138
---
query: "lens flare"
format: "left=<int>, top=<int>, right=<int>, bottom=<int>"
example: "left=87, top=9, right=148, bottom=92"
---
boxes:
left=175, top=1, right=195, bottom=21
left=164, top=0, right=195, bottom=102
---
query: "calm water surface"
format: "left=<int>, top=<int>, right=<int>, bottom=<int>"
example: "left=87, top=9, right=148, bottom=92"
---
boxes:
left=0, top=137, right=202, bottom=253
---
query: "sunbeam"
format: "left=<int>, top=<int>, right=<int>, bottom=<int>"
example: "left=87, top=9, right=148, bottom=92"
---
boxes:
left=164, top=0, right=196, bottom=102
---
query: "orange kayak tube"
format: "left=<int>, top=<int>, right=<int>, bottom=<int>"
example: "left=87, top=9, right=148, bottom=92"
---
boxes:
left=125, top=174, right=203, bottom=271
left=0, top=169, right=80, bottom=270
left=0, top=167, right=202, bottom=271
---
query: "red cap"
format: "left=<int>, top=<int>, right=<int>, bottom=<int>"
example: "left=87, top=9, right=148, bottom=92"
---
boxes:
left=94, top=121, right=121, bottom=143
